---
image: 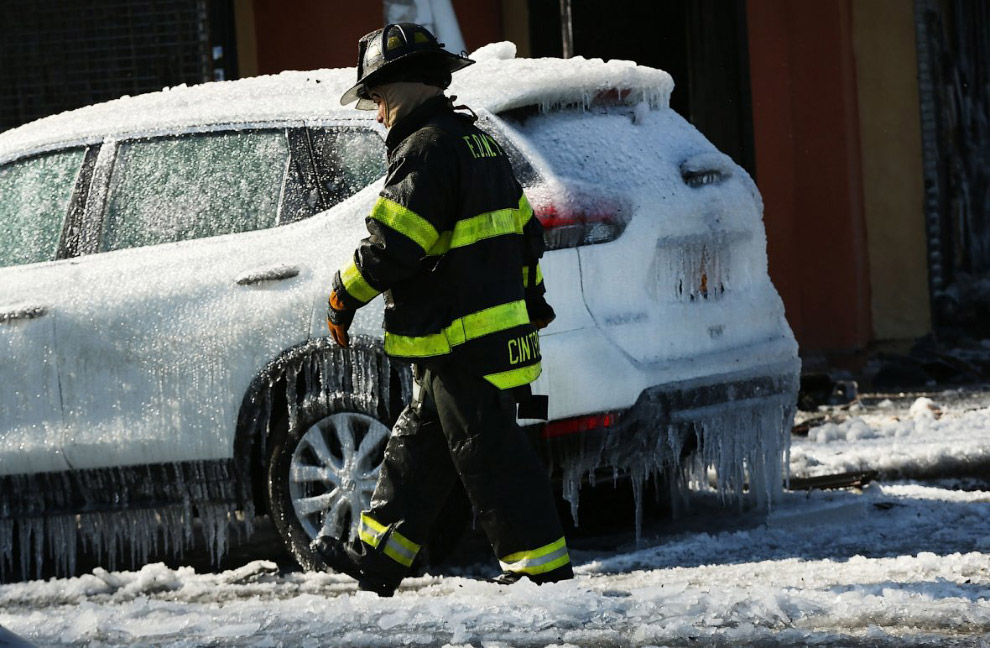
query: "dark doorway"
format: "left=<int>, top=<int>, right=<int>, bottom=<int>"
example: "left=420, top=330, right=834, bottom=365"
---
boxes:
left=916, top=0, right=990, bottom=337
left=527, top=0, right=754, bottom=175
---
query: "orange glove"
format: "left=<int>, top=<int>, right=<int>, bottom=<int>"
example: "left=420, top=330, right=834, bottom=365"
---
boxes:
left=327, top=291, right=354, bottom=348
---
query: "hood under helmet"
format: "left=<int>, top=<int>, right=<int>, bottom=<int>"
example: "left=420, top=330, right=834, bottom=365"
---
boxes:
left=340, top=23, right=475, bottom=110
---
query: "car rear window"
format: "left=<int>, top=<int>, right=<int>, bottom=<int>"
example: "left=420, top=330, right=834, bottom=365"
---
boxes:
left=0, top=148, right=84, bottom=267
left=101, top=130, right=288, bottom=252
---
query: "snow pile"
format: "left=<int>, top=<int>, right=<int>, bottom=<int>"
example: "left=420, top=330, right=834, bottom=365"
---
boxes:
left=793, top=395, right=990, bottom=479
left=1, top=480, right=989, bottom=646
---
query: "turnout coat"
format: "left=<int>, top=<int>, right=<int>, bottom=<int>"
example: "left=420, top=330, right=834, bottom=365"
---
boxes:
left=332, top=96, right=549, bottom=389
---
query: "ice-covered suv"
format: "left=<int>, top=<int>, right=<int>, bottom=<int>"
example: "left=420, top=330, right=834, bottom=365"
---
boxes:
left=0, top=43, right=799, bottom=580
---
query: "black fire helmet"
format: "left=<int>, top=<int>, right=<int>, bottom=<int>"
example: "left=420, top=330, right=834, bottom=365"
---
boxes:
left=339, top=23, right=475, bottom=110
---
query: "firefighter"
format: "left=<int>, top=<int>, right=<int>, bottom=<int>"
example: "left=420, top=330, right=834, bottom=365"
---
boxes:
left=314, top=22, right=572, bottom=596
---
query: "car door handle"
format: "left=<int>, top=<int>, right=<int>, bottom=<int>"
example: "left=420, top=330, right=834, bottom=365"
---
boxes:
left=235, top=264, right=301, bottom=286
left=0, top=305, right=48, bottom=323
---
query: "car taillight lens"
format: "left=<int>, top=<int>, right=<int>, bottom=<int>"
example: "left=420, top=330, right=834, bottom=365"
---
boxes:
left=542, top=412, right=620, bottom=439
left=536, top=205, right=627, bottom=250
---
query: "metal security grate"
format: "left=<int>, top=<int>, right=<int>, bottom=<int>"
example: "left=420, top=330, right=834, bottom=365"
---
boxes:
left=0, top=0, right=213, bottom=133
left=916, top=0, right=990, bottom=332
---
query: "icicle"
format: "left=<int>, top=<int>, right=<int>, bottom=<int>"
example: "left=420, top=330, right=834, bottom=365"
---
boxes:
left=561, top=466, right=581, bottom=527
left=198, top=502, right=234, bottom=566
left=0, top=518, right=12, bottom=579
left=46, top=515, right=77, bottom=578
left=0, top=341, right=414, bottom=581
left=551, top=370, right=797, bottom=537
left=629, top=461, right=646, bottom=544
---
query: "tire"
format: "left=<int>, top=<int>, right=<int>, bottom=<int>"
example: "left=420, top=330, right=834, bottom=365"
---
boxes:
left=264, top=344, right=400, bottom=571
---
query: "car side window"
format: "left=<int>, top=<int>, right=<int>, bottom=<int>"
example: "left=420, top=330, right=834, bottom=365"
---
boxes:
left=0, top=148, right=85, bottom=267
left=101, top=130, right=288, bottom=252
left=309, top=127, right=386, bottom=208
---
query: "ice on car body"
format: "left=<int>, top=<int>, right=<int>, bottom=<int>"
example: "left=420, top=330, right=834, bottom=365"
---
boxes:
left=0, top=44, right=798, bottom=579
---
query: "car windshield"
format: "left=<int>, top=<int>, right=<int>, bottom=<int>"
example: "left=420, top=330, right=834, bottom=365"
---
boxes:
left=0, top=148, right=84, bottom=267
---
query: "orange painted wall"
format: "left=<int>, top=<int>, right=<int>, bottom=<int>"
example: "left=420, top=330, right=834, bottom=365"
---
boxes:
left=250, top=1, right=381, bottom=74
left=249, top=1, right=502, bottom=75
left=451, top=0, right=503, bottom=52
left=747, top=0, right=872, bottom=353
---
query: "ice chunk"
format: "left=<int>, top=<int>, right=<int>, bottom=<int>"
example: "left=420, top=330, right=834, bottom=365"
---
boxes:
left=471, top=41, right=517, bottom=61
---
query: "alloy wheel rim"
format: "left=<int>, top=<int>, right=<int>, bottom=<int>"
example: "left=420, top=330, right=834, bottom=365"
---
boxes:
left=288, top=411, right=389, bottom=541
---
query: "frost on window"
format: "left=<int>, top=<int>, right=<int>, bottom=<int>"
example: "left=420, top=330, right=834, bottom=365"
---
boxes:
left=101, top=131, right=288, bottom=251
left=310, top=128, right=386, bottom=208
left=0, top=148, right=83, bottom=267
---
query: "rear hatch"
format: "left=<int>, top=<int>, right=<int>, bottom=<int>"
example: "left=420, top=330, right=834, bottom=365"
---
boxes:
left=499, top=102, right=793, bottom=366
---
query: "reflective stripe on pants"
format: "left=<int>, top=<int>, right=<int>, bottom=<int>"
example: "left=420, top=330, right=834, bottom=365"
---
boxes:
left=359, top=513, right=421, bottom=568
left=361, top=363, right=568, bottom=579
left=498, top=536, right=571, bottom=575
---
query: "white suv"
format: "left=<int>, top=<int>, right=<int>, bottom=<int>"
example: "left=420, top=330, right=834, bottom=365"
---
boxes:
left=0, top=43, right=799, bottom=580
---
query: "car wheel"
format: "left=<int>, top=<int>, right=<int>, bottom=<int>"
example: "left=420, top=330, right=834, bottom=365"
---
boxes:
left=262, top=343, right=472, bottom=571
left=265, top=351, right=395, bottom=571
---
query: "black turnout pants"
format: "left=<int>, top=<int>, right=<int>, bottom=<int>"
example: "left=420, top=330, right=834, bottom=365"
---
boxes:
left=363, top=361, right=566, bottom=573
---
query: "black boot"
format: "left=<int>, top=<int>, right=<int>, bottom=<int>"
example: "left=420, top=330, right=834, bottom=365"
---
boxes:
left=493, top=562, right=574, bottom=586
left=310, top=535, right=404, bottom=597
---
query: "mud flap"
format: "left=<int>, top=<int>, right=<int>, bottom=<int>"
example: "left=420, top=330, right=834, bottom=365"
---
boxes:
left=513, top=384, right=549, bottom=420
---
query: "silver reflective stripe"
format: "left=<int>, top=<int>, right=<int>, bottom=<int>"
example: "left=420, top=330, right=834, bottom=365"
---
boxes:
left=498, top=544, right=570, bottom=574
left=384, top=537, right=418, bottom=566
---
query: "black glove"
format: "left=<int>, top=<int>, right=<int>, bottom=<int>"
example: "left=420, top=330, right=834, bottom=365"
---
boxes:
left=327, top=291, right=355, bottom=347
left=526, top=294, right=556, bottom=330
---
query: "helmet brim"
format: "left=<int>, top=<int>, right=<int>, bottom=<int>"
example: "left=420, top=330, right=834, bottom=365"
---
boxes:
left=339, top=50, right=474, bottom=107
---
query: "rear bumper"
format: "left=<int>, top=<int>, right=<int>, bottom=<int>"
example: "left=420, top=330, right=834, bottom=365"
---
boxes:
left=530, top=352, right=800, bottom=506
left=532, top=324, right=799, bottom=420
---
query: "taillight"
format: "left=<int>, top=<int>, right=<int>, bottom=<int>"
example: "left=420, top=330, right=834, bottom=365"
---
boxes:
left=528, top=189, right=630, bottom=251
left=537, top=206, right=627, bottom=250
left=542, top=412, right=620, bottom=439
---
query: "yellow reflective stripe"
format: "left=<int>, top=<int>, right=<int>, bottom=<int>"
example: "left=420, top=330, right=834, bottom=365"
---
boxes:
left=522, top=264, right=544, bottom=288
left=447, top=300, right=529, bottom=346
left=370, top=197, right=439, bottom=253
left=383, top=544, right=415, bottom=567
left=484, top=361, right=542, bottom=389
left=385, top=300, right=530, bottom=359
left=385, top=331, right=450, bottom=357
left=389, top=529, right=421, bottom=554
left=517, top=194, right=534, bottom=229
left=499, top=537, right=570, bottom=575
left=426, top=231, right=453, bottom=256
left=450, top=208, right=519, bottom=249
left=340, top=260, right=380, bottom=304
left=359, top=513, right=388, bottom=549
left=425, top=195, right=533, bottom=257
left=382, top=529, right=421, bottom=568
left=359, top=528, right=380, bottom=548
left=359, top=514, right=421, bottom=567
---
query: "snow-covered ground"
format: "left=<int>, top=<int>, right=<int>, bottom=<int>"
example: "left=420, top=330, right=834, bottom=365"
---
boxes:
left=2, top=389, right=990, bottom=647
